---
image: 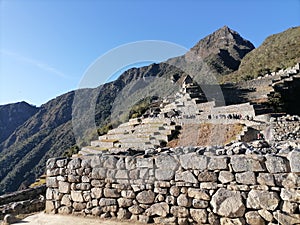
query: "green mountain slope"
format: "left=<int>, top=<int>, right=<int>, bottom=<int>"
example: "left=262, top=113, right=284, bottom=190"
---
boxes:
left=223, top=26, right=300, bottom=82
left=0, top=102, right=39, bottom=144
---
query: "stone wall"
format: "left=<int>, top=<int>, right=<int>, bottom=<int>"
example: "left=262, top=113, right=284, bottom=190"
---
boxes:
left=271, top=115, right=300, bottom=141
left=45, top=151, right=300, bottom=225
left=0, top=185, right=46, bottom=220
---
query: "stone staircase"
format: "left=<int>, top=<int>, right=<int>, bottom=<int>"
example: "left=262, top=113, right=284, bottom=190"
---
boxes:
left=79, top=117, right=181, bottom=155
left=268, top=64, right=300, bottom=98
left=79, top=65, right=300, bottom=155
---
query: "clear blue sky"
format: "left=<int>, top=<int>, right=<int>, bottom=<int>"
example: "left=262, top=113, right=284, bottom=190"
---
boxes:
left=1, top=0, right=299, bottom=106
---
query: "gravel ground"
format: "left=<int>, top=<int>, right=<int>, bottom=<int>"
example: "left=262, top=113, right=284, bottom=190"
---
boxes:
left=12, top=212, right=147, bottom=225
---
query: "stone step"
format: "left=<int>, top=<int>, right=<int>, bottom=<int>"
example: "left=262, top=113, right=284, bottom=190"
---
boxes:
left=116, top=142, right=154, bottom=149
left=79, top=146, right=108, bottom=155
left=118, top=137, right=151, bottom=143
left=107, top=127, right=134, bottom=135
left=100, top=133, right=151, bottom=140
left=91, top=140, right=118, bottom=148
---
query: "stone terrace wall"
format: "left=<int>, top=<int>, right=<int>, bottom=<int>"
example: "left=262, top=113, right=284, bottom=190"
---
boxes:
left=45, top=151, right=300, bottom=225
left=0, top=185, right=46, bottom=220
left=271, top=115, right=300, bottom=142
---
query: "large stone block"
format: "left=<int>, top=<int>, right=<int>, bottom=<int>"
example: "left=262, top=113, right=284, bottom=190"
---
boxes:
left=145, top=202, right=169, bottom=217
left=91, top=156, right=102, bottom=168
left=211, top=188, right=245, bottom=217
left=136, top=158, right=153, bottom=168
left=115, top=170, right=129, bottom=179
left=99, top=198, right=117, bottom=207
left=198, top=171, right=217, bottom=182
left=45, top=200, right=56, bottom=213
left=187, top=188, right=210, bottom=200
left=67, top=175, right=80, bottom=183
left=46, top=158, right=57, bottom=170
left=247, top=190, right=280, bottom=210
left=71, top=191, right=84, bottom=202
left=265, top=155, right=289, bottom=173
left=125, top=157, right=136, bottom=170
left=58, top=206, right=72, bottom=214
left=177, top=194, right=191, bottom=207
left=67, top=158, right=81, bottom=170
left=231, top=156, right=265, bottom=172
left=257, top=173, right=275, bottom=186
left=91, top=206, right=102, bottom=216
left=155, top=169, right=175, bottom=180
left=218, top=171, right=234, bottom=184
left=116, top=158, right=125, bottom=169
left=136, top=190, right=155, bottom=204
left=282, top=201, right=298, bottom=214
left=128, top=204, right=144, bottom=215
left=46, top=188, right=54, bottom=200
left=56, top=159, right=68, bottom=168
left=46, top=177, right=58, bottom=188
left=179, top=153, right=207, bottom=170
left=61, top=195, right=72, bottom=206
left=274, top=211, right=300, bottom=225
left=245, top=211, right=265, bottom=225
left=175, top=171, right=198, bottom=183
left=208, top=156, right=228, bottom=170
left=73, top=202, right=86, bottom=211
left=170, top=186, right=180, bottom=197
left=236, top=171, right=256, bottom=185
left=155, top=154, right=179, bottom=170
left=170, top=206, right=189, bottom=218
left=190, top=208, right=207, bottom=224
left=91, top=179, right=105, bottom=187
left=117, top=208, right=131, bottom=220
left=58, top=181, right=70, bottom=194
left=103, top=156, right=118, bottom=169
left=121, top=190, right=135, bottom=199
left=91, top=187, right=103, bottom=199
left=47, top=168, right=60, bottom=176
left=104, top=188, right=120, bottom=198
left=81, top=158, right=91, bottom=168
left=288, top=150, right=300, bottom=173
left=91, top=168, right=107, bottom=179
left=117, top=198, right=133, bottom=208
left=258, top=209, right=273, bottom=222
left=280, top=189, right=300, bottom=203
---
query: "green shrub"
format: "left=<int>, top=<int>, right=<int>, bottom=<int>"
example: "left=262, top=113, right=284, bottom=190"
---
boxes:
left=63, top=145, right=80, bottom=157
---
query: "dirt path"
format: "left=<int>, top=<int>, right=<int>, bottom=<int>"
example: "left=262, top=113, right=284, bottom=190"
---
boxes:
left=13, top=212, right=147, bottom=225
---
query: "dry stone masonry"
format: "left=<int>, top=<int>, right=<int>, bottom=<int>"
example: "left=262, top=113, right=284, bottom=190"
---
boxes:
left=45, top=64, right=300, bottom=224
left=0, top=185, right=46, bottom=220
left=45, top=145, right=300, bottom=225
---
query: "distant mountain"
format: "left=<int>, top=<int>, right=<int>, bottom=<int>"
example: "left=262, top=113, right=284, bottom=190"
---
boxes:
left=0, top=102, right=39, bottom=145
left=0, top=93, right=76, bottom=194
left=223, top=26, right=300, bottom=82
left=1, top=26, right=297, bottom=194
left=188, top=25, right=255, bottom=75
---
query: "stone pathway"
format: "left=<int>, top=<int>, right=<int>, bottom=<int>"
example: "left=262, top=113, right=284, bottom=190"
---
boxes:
left=13, top=212, right=147, bottom=225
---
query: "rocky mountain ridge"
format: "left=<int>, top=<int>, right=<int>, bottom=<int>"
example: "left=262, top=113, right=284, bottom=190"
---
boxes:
left=0, top=102, right=38, bottom=145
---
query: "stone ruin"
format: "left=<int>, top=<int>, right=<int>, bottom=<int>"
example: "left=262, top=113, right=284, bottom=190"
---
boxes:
left=79, top=63, right=300, bottom=155
left=80, top=75, right=262, bottom=155
left=3, top=64, right=299, bottom=224
left=45, top=143, right=300, bottom=224
left=42, top=64, right=300, bottom=224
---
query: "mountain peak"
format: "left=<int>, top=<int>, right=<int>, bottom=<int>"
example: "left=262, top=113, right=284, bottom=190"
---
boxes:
left=188, top=26, right=255, bottom=75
